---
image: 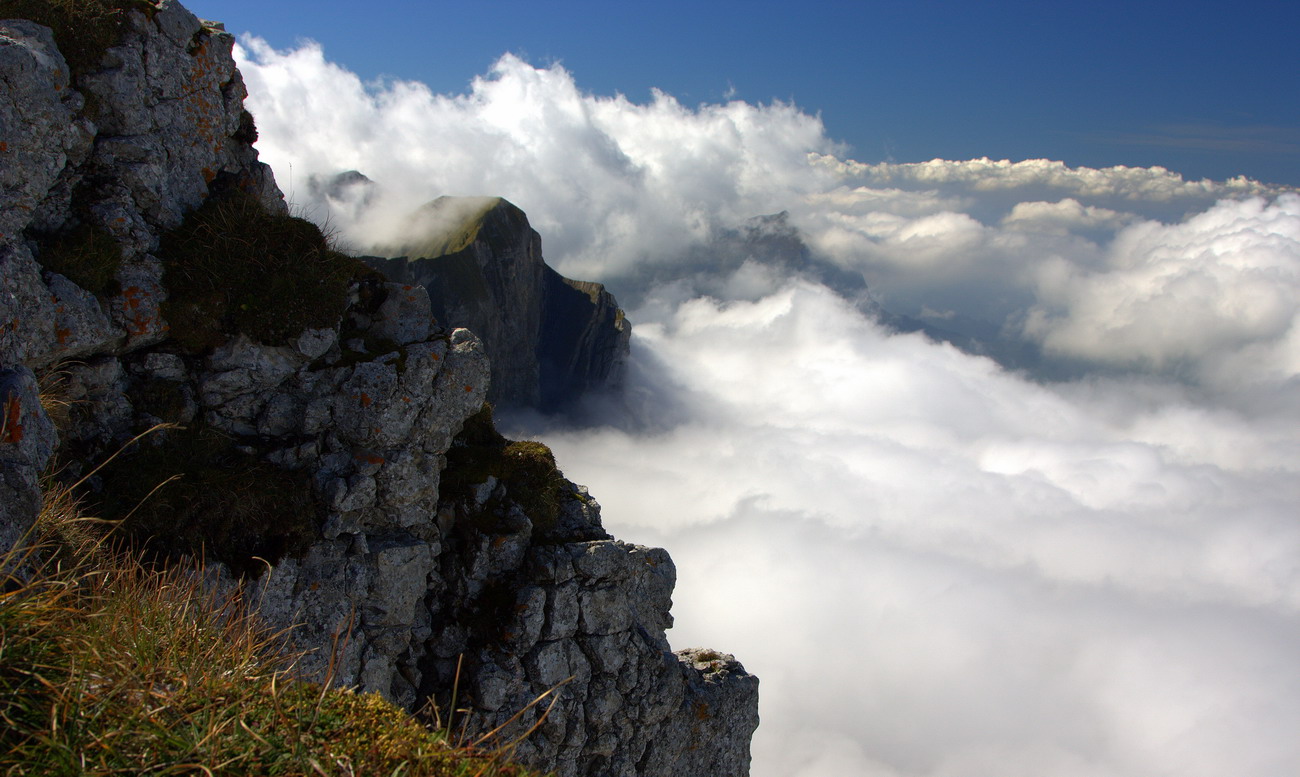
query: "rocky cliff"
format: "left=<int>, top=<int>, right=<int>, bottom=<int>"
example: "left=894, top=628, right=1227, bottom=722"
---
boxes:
left=366, top=196, right=630, bottom=412
left=0, top=2, right=757, bottom=775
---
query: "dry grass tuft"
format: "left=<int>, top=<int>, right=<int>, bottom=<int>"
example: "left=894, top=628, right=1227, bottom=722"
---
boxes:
left=0, top=476, right=551, bottom=776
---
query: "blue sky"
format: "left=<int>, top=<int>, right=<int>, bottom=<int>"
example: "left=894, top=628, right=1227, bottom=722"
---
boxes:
left=189, top=0, right=1300, bottom=185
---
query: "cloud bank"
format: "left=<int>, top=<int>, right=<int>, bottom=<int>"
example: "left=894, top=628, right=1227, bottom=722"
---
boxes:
left=538, top=282, right=1300, bottom=777
left=235, top=38, right=1300, bottom=777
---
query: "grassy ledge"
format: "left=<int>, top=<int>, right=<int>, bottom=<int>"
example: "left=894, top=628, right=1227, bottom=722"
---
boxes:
left=160, top=190, right=376, bottom=353
left=0, top=484, right=550, bottom=776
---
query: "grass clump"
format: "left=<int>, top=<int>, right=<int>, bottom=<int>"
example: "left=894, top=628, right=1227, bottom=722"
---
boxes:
left=0, top=490, right=549, bottom=777
left=0, top=0, right=157, bottom=76
left=441, top=405, right=568, bottom=535
left=160, top=190, right=374, bottom=352
left=81, top=424, right=320, bottom=577
left=32, top=222, right=122, bottom=297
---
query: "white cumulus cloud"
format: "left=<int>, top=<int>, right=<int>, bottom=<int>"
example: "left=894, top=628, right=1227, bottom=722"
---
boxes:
left=233, top=38, right=1300, bottom=777
left=536, top=281, right=1300, bottom=777
left=1023, top=194, right=1300, bottom=394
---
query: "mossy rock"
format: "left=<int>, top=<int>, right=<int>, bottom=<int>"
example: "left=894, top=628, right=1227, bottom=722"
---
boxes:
left=441, top=404, right=569, bottom=534
left=160, top=190, right=376, bottom=352
left=0, top=0, right=158, bottom=77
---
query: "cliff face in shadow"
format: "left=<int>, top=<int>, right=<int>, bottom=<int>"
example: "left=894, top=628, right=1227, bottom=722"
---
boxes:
left=0, top=3, right=755, bottom=775
left=365, top=195, right=631, bottom=413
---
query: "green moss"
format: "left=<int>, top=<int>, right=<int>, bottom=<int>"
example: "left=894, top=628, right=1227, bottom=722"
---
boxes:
left=0, top=0, right=157, bottom=77
left=33, top=222, right=122, bottom=297
left=441, top=405, right=568, bottom=534
left=85, top=424, right=320, bottom=576
left=378, top=196, right=501, bottom=259
left=160, top=190, right=374, bottom=352
left=499, top=440, right=565, bottom=526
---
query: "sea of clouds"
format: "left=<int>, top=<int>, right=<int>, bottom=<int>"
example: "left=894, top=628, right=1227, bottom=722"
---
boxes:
left=237, top=38, right=1300, bottom=777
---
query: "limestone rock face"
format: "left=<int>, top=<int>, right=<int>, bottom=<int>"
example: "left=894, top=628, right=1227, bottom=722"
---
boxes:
left=0, top=3, right=757, bottom=775
left=0, top=20, right=93, bottom=243
left=366, top=196, right=631, bottom=412
left=0, top=1, right=283, bottom=368
left=539, top=272, right=632, bottom=411
left=0, top=366, right=57, bottom=556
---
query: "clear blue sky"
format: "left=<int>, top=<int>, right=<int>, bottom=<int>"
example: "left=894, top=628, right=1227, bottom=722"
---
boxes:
left=187, top=0, right=1300, bottom=186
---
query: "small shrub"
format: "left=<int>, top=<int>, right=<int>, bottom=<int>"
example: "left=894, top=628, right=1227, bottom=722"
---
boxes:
left=160, top=190, right=374, bottom=352
left=232, top=108, right=258, bottom=144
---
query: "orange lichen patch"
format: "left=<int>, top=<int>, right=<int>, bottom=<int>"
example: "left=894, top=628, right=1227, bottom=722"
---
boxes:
left=201, top=167, right=216, bottom=184
left=120, top=285, right=158, bottom=336
left=430, top=353, right=440, bottom=361
left=55, top=327, right=71, bottom=345
left=358, top=392, right=372, bottom=407
left=0, top=141, right=8, bottom=153
left=122, top=286, right=145, bottom=310
left=693, top=702, right=711, bottom=721
left=355, top=453, right=386, bottom=466
left=1, top=394, right=24, bottom=444
left=463, top=385, right=473, bottom=393
left=401, top=396, right=411, bottom=403
left=115, top=217, right=126, bottom=224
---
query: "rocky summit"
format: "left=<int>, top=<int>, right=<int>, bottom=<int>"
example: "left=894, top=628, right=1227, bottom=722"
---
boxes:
left=367, top=195, right=631, bottom=413
left=0, top=2, right=757, bottom=775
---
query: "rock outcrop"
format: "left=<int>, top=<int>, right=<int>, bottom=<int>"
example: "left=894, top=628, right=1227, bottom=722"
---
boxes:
left=0, top=3, right=757, bottom=775
left=366, top=196, right=631, bottom=412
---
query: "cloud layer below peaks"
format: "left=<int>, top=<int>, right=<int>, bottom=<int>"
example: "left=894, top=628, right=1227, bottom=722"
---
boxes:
left=236, top=39, right=1300, bottom=777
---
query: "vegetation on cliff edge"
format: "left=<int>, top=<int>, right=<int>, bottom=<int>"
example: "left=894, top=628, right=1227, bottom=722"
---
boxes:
left=441, top=404, right=569, bottom=535
left=0, top=485, right=550, bottom=776
left=0, top=0, right=157, bottom=76
left=160, top=190, right=377, bottom=352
